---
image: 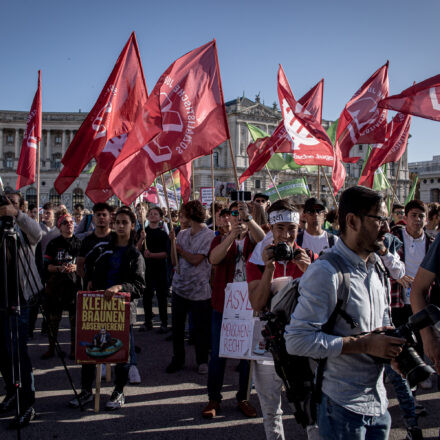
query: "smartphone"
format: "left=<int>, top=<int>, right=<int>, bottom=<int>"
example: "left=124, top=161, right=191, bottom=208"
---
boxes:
left=230, top=191, right=252, bottom=201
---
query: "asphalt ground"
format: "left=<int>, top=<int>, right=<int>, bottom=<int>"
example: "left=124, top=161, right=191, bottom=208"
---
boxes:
left=1, top=305, right=440, bottom=440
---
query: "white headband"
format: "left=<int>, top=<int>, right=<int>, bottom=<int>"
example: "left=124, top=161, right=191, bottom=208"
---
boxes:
left=268, top=210, right=300, bottom=225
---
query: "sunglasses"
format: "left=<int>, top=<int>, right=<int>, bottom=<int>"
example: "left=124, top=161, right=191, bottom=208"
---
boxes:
left=61, top=220, right=74, bottom=226
left=254, top=199, right=267, bottom=204
left=231, top=210, right=240, bottom=217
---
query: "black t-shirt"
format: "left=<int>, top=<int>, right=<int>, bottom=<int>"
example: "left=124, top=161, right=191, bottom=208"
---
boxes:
left=140, top=226, right=169, bottom=275
left=44, top=235, right=82, bottom=284
left=79, top=231, right=114, bottom=258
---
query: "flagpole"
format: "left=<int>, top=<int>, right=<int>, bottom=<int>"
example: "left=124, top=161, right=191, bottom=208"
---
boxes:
left=317, top=166, right=321, bottom=199
left=265, top=165, right=281, bottom=200
left=227, top=138, right=240, bottom=189
left=191, top=161, right=195, bottom=200
left=160, top=174, right=179, bottom=274
left=169, top=170, right=179, bottom=209
left=211, top=152, right=216, bottom=230
left=36, top=140, right=40, bottom=221
left=392, top=157, right=402, bottom=204
left=320, top=166, right=338, bottom=207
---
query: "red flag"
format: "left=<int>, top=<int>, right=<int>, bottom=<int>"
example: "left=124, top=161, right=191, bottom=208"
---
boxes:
left=16, top=71, right=42, bottom=190
left=179, top=162, right=192, bottom=203
left=277, top=66, right=334, bottom=166
left=358, top=113, right=411, bottom=187
left=54, top=32, right=148, bottom=196
left=378, top=74, right=440, bottom=122
left=108, top=40, right=229, bottom=205
left=239, top=77, right=327, bottom=184
left=335, top=62, right=389, bottom=163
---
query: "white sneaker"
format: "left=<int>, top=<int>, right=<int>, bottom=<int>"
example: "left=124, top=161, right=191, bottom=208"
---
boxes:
left=105, top=390, right=125, bottom=410
left=129, top=365, right=141, bottom=384
left=198, top=363, right=208, bottom=375
left=419, top=376, right=433, bottom=390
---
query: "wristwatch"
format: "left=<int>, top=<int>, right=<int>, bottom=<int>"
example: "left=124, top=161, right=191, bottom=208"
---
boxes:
left=243, top=215, right=253, bottom=222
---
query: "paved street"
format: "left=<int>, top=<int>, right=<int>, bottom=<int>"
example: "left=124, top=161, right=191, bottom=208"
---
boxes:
left=1, top=307, right=440, bottom=440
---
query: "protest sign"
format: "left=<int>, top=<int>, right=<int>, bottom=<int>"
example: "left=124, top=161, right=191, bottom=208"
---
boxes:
left=219, top=282, right=272, bottom=361
left=75, top=291, right=130, bottom=364
left=200, top=187, right=214, bottom=207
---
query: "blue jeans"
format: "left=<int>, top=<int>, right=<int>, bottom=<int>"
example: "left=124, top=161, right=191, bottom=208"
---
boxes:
left=385, top=364, right=417, bottom=427
left=207, top=310, right=250, bottom=402
left=318, top=393, right=391, bottom=440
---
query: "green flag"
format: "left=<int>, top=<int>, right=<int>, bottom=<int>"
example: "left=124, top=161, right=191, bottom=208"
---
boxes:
left=264, top=177, right=310, bottom=202
left=405, top=176, right=419, bottom=204
left=246, top=123, right=270, bottom=141
left=325, top=119, right=339, bottom=146
left=358, top=145, right=391, bottom=191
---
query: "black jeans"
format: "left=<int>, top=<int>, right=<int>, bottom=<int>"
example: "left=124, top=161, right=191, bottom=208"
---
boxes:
left=143, top=272, right=168, bottom=326
left=171, top=292, right=211, bottom=365
left=0, top=307, right=35, bottom=410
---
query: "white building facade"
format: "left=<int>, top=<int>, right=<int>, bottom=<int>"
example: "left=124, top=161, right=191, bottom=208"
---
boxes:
left=409, top=155, right=440, bottom=203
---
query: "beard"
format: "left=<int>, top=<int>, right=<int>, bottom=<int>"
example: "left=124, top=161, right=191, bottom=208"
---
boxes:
left=359, top=226, right=386, bottom=253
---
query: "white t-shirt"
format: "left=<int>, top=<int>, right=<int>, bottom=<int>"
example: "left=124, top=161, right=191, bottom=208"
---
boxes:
left=402, top=229, right=426, bottom=304
left=302, top=230, right=337, bottom=255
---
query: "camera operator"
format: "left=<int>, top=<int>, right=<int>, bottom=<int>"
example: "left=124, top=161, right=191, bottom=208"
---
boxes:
left=0, top=189, right=42, bottom=428
left=247, top=199, right=317, bottom=440
left=285, top=186, right=406, bottom=440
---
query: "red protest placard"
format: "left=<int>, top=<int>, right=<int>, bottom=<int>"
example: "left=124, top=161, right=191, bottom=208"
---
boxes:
left=75, top=291, right=130, bottom=364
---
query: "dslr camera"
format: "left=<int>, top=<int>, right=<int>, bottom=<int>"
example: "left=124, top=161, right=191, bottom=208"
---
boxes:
left=376, top=304, right=440, bottom=387
left=270, top=242, right=302, bottom=262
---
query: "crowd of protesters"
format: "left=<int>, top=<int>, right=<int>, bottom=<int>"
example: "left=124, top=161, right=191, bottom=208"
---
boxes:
left=0, top=186, right=440, bottom=440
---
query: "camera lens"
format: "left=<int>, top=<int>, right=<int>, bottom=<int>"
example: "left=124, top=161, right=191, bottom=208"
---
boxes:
left=398, top=347, right=435, bottom=388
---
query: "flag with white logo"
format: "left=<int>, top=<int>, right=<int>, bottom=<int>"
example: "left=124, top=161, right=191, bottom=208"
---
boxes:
left=16, top=71, right=42, bottom=190
left=108, top=40, right=229, bottom=205
left=54, top=32, right=148, bottom=196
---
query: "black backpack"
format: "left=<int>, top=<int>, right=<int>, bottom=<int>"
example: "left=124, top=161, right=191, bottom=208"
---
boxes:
left=262, top=251, right=389, bottom=428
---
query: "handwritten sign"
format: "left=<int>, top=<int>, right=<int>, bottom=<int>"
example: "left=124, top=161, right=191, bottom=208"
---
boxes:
left=220, top=282, right=272, bottom=361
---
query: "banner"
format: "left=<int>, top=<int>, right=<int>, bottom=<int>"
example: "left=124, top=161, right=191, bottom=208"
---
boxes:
left=264, top=178, right=310, bottom=202
left=219, top=282, right=271, bottom=361
left=75, top=291, right=130, bottom=364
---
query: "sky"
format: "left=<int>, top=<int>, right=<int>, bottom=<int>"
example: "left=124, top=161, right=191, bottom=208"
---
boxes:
left=0, top=0, right=439, bottom=163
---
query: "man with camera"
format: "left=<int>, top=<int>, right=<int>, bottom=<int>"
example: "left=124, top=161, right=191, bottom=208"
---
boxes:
left=0, top=189, right=42, bottom=428
left=285, top=186, right=406, bottom=440
left=247, top=199, right=316, bottom=440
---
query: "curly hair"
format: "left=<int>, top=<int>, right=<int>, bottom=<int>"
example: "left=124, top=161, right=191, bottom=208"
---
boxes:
left=182, top=200, right=206, bottom=223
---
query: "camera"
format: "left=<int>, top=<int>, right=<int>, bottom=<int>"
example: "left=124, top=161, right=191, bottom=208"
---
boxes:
left=0, top=194, right=14, bottom=231
left=376, top=304, right=440, bottom=388
left=270, top=242, right=302, bottom=261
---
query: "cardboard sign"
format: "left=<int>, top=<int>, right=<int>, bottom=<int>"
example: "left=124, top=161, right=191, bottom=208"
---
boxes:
left=200, top=187, right=214, bottom=207
left=75, top=291, right=130, bottom=364
left=220, top=282, right=272, bottom=361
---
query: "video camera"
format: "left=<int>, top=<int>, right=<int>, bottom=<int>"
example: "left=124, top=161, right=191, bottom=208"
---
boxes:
left=376, top=304, right=440, bottom=387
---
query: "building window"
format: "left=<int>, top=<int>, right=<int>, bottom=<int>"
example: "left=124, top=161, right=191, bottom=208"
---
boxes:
left=51, top=153, right=62, bottom=169
left=255, top=179, right=261, bottom=189
left=49, top=188, right=61, bottom=205
left=4, top=153, right=14, bottom=169
left=26, top=187, right=37, bottom=205
left=213, top=151, right=219, bottom=168
left=6, top=134, right=14, bottom=144
left=359, top=145, right=363, bottom=151
left=73, top=188, right=84, bottom=206
left=55, top=136, right=62, bottom=144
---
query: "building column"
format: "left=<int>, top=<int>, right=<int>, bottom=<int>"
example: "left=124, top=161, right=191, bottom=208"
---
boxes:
left=62, top=130, right=67, bottom=155
left=46, top=130, right=51, bottom=160
left=14, top=128, right=19, bottom=158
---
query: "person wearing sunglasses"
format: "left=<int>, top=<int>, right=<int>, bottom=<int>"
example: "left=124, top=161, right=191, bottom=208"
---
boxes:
left=253, top=193, right=270, bottom=211
left=42, top=210, right=82, bottom=360
left=297, top=198, right=338, bottom=255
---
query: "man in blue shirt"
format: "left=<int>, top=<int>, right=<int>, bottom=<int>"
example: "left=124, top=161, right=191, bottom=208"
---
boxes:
left=285, top=186, right=405, bottom=440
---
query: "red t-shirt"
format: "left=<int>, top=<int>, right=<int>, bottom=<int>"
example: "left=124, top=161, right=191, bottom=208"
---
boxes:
left=246, top=243, right=317, bottom=283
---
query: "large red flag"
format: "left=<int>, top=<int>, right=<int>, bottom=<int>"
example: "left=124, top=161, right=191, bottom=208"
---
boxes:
left=335, top=62, right=389, bottom=163
left=108, top=40, right=229, bottom=205
left=179, top=162, right=192, bottom=203
left=239, top=78, right=325, bottom=184
left=358, top=113, right=411, bottom=187
left=378, top=74, right=440, bottom=122
left=16, top=71, right=42, bottom=190
left=54, top=32, right=148, bottom=196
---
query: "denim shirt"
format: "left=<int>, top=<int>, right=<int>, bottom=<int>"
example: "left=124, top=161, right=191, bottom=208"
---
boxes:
left=285, top=239, right=389, bottom=416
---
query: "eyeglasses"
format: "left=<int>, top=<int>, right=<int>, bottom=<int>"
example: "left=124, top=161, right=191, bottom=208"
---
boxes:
left=231, top=210, right=240, bottom=217
left=61, top=220, right=74, bottom=226
left=364, top=214, right=389, bottom=226
left=254, top=199, right=266, bottom=204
